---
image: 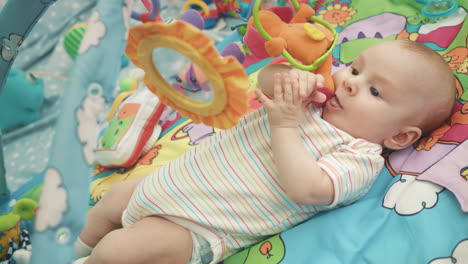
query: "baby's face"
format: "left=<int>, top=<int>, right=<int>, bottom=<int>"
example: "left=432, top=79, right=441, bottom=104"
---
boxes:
left=322, top=42, right=425, bottom=145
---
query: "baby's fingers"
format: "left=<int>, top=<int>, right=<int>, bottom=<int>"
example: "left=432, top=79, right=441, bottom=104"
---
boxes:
left=255, top=88, right=274, bottom=108
left=273, top=73, right=283, bottom=102
left=255, top=88, right=271, bottom=105
left=282, top=73, right=294, bottom=104
left=297, top=71, right=312, bottom=98
left=291, top=79, right=301, bottom=106
left=315, top=74, right=324, bottom=89
left=291, top=70, right=316, bottom=99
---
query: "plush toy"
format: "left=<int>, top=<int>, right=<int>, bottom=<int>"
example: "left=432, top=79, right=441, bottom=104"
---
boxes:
left=0, top=68, right=44, bottom=133
left=94, top=86, right=163, bottom=169
left=244, top=4, right=336, bottom=92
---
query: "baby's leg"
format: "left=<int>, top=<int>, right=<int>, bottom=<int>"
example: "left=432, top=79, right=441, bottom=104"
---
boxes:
left=85, top=216, right=193, bottom=264
left=79, top=177, right=144, bottom=248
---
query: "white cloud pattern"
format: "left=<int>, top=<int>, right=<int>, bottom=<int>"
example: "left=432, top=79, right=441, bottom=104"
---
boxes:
left=35, top=168, right=68, bottom=232
left=430, top=240, right=468, bottom=264
left=76, top=91, right=106, bottom=164
left=383, top=174, right=444, bottom=215
left=78, top=11, right=106, bottom=54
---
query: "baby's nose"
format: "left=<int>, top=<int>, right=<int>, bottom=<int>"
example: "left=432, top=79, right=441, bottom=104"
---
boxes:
left=343, top=79, right=357, bottom=95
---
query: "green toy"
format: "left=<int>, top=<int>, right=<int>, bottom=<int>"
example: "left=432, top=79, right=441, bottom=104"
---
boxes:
left=0, top=199, right=38, bottom=259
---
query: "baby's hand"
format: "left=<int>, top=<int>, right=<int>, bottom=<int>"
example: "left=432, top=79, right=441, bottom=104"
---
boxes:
left=255, top=73, right=306, bottom=128
left=288, top=69, right=326, bottom=104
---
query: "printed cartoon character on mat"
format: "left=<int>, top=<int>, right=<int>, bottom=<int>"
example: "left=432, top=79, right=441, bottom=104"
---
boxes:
left=137, top=144, right=162, bottom=165
left=96, top=103, right=139, bottom=150
left=329, top=12, right=407, bottom=69
left=222, top=235, right=285, bottom=264
left=397, top=6, right=467, bottom=51
left=443, top=36, right=468, bottom=74
left=171, top=122, right=215, bottom=146
left=314, top=0, right=356, bottom=30
left=327, top=4, right=467, bottom=68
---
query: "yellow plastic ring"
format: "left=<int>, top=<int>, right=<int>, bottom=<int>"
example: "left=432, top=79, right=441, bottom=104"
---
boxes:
left=181, top=0, right=210, bottom=17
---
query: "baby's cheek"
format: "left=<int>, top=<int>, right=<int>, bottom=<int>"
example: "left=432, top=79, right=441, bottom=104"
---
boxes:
left=353, top=109, right=381, bottom=128
left=353, top=107, right=371, bottom=118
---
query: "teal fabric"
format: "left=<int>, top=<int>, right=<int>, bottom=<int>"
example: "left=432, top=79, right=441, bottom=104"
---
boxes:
left=0, top=68, right=44, bottom=133
left=28, top=0, right=128, bottom=262
left=275, top=169, right=467, bottom=263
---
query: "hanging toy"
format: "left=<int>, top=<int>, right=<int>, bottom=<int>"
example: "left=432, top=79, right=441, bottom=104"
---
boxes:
left=243, top=0, right=338, bottom=92
left=126, top=9, right=249, bottom=129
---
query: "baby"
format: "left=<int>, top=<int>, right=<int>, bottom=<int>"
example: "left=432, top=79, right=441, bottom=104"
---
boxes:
left=75, top=40, right=455, bottom=264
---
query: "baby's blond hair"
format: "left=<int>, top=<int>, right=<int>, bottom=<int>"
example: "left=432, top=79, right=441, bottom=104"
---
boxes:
left=398, top=40, right=456, bottom=135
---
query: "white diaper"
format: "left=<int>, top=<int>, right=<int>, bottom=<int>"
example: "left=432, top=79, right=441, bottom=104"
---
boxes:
left=164, top=216, right=224, bottom=264
left=189, top=231, right=213, bottom=264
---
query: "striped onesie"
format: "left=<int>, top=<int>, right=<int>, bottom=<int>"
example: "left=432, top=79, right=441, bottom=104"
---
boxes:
left=122, top=105, right=384, bottom=264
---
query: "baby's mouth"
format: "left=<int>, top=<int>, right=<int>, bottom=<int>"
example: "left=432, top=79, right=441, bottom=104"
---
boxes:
left=326, top=95, right=343, bottom=111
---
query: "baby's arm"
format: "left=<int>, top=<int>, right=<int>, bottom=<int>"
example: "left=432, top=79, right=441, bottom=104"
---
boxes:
left=255, top=72, right=334, bottom=205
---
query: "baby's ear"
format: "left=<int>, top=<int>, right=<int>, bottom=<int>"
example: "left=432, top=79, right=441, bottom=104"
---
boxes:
left=383, top=126, right=422, bottom=150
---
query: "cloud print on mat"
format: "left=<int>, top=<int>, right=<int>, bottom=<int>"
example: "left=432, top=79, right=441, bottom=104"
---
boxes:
left=76, top=88, right=106, bottom=164
left=383, top=174, right=444, bottom=215
left=35, top=168, right=68, bottom=231
left=429, top=239, right=468, bottom=264
left=78, top=11, right=106, bottom=54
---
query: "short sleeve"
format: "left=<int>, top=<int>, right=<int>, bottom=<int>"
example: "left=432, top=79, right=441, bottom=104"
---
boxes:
left=317, top=139, right=384, bottom=208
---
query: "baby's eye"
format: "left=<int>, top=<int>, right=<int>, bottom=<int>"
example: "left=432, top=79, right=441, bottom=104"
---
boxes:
left=175, top=76, right=182, bottom=82
left=370, top=87, right=380, bottom=97
left=351, top=68, right=359, bottom=75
